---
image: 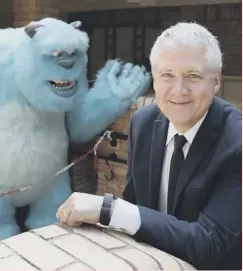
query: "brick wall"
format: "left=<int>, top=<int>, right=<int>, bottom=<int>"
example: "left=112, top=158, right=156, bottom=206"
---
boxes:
left=13, top=0, right=59, bottom=27
left=96, top=96, right=155, bottom=197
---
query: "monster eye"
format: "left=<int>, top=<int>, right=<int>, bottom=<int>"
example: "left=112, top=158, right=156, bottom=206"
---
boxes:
left=67, top=49, right=76, bottom=56
left=52, top=51, right=62, bottom=57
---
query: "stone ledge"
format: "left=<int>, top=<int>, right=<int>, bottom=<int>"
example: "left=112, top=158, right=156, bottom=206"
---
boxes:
left=0, top=223, right=197, bottom=271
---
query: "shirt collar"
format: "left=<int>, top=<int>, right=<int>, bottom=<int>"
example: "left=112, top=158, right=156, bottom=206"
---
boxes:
left=166, top=112, right=208, bottom=146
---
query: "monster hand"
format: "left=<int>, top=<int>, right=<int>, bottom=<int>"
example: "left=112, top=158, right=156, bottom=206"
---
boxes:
left=94, top=60, right=151, bottom=103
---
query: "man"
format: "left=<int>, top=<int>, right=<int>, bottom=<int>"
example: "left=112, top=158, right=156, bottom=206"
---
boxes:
left=56, top=22, right=242, bottom=270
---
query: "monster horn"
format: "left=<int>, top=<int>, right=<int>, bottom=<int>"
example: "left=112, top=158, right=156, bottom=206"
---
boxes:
left=70, top=21, right=82, bottom=29
left=24, top=23, right=43, bottom=38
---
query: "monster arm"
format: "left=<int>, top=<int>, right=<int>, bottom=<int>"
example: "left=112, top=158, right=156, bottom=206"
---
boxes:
left=66, top=89, right=131, bottom=143
left=66, top=60, right=150, bottom=143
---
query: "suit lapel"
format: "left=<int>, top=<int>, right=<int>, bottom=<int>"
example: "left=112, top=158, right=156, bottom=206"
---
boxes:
left=172, top=98, right=223, bottom=214
left=149, top=114, right=169, bottom=209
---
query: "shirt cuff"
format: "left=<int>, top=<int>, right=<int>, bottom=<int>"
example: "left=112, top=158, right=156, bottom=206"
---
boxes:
left=109, top=198, right=141, bottom=235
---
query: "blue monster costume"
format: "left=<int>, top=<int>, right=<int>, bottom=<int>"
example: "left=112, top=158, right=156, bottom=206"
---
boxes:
left=0, top=18, right=150, bottom=239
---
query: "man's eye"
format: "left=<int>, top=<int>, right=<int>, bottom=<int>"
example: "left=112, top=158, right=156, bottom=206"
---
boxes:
left=161, top=73, right=173, bottom=77
left=188, top=74, right=201, bottom=79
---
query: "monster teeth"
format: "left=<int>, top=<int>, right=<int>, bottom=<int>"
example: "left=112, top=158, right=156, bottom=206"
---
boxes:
left=54, top=80, right=71, bottom=84
left=50, top=80, right=76, bottom=90
left=54, top=82, right=76, bottom=90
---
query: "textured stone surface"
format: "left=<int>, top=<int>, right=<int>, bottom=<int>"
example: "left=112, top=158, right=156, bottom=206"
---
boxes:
left=0, top=255, right=38, bottom=271
left=3, top=232, right=74, bottom=270
left=0, top=224, right=197, bottom=271
left=0, top=244, right=15, bottom=260
left=32, top=224, right=68, bottom=239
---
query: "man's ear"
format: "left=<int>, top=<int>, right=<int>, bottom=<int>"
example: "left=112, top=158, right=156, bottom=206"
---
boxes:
left=153, top=80, right=156, bottom=91
left=213, top=73, right=221, bottom=94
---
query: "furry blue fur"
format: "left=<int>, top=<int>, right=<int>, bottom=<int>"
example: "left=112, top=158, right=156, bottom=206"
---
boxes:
left=0, top=18, right=150, bottom=240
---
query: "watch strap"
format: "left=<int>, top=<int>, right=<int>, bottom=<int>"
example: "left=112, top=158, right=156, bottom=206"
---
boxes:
left=99, top=193, right=116, bottom=226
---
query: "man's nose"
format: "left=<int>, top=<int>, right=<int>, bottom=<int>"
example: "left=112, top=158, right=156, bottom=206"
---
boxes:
left=57, top=59, right=75, bottom=69
left=171, top=78, right=188, bottom=95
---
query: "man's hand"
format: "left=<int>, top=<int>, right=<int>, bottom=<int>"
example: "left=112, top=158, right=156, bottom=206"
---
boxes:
left=56, top=192, right=103, bottom=226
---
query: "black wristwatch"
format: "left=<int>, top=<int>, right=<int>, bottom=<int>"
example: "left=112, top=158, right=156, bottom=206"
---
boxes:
left=99, top=193, right=116, bottom=226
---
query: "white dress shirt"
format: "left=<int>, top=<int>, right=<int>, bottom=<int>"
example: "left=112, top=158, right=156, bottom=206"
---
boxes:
left=109, top=113, right=207, bottom=235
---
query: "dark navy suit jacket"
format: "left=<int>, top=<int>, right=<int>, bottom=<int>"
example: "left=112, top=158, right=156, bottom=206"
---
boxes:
left=123, top=97, right=242, bottom=270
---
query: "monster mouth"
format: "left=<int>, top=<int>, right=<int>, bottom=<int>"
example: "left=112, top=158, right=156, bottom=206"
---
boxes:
left=50, top=80, right=76, bottom=89
left=49, top=80, right=77, bottom=97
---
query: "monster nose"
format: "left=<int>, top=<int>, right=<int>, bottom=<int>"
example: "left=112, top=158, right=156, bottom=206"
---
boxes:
left=58, top=59, right=74, bottom=69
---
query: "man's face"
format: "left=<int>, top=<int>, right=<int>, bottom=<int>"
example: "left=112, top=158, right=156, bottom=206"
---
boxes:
left=152, top=46, right=221, bottom=132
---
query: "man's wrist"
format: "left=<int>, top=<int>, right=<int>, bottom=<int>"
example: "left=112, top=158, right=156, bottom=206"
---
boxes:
left=109, top=198, right=141, bottom=235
